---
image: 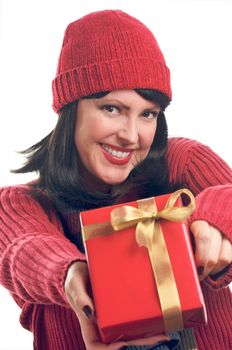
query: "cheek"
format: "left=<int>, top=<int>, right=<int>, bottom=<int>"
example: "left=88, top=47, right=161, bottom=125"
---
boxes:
left=141, top=123, right=157, bottom=149
left=75, top=119, right=98, bottom=149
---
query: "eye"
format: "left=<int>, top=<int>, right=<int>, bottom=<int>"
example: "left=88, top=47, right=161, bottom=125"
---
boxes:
left=102, top=105, right=119, bottom=114
left=142, top=110, right=159, bottom=119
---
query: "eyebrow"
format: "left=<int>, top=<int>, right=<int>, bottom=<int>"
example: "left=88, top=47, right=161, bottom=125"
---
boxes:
left=95, top=98, right=160, bottom=111
left=96, top=98, right=130, bottom=110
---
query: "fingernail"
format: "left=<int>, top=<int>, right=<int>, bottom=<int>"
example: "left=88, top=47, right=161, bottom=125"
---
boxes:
left=197, top=266, right=204, bottom=275
left=83, top=305, right=92, bottom=318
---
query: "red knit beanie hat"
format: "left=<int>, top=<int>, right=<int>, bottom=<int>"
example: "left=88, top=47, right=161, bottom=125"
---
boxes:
left=52, top=10, right=172, bottom=113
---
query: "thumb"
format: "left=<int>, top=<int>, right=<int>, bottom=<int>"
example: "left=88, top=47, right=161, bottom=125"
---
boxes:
left=65, top=261, right=95, bottom=319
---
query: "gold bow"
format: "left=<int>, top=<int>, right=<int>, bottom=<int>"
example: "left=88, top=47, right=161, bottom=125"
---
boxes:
left=82, top=188, right=195, bottom=332
left=111, top=188, right=195, bottom=251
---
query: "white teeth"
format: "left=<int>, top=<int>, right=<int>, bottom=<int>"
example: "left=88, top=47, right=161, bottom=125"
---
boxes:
left=102, top=144, right=130, bottom=159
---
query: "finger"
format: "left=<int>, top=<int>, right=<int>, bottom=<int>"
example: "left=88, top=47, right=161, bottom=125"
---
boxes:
left=78, top=314, right=126, bottom=349
left=201, top=225, right=222, bottom=279
left=190, top=221, right=212, bottom=271
left=78, top=312, right=100, bottom=344
left=210, top=237, right=232, bottom=275
left=65, top=262, right=95, bottom=318
left=74, top=276, right=95, bottom=320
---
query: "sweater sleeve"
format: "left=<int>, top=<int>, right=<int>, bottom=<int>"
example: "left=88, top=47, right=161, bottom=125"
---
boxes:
left=167, top=137, right=232, bottom=194
left=189, top=185, right=232, bottom=288
left=167, top=137, right=232, bottom=288
left=0, top=185, right=86, bottom=306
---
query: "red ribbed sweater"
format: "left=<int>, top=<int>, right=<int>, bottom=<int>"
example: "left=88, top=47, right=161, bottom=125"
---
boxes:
left=0, top=138, right=232, bottom=350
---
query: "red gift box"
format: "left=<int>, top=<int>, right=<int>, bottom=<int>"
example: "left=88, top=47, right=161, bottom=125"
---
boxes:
left=80, top=190, right=207, bottom=343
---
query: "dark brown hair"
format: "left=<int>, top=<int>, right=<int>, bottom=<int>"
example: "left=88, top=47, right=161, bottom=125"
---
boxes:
left=13, top=89, right=171, bottom=210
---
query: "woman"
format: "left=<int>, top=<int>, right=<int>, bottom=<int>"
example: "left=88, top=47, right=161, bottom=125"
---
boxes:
left=0, top=10, right=231, bottom=350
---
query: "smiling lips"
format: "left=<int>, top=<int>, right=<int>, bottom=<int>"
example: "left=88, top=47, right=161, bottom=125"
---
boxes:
left=101, top=144, right=133, bottom=165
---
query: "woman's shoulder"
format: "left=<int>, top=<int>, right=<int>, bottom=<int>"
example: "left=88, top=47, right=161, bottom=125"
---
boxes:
left=167, top=137, right=232, bottom=192
left=166, top=137, right=204, bottom=171
left=0, top=181, right=38, bottom=198
left=167, top=136, right=231, bottom=166
left=167, top=136, right=204, bottom=152
left=0, top=182, right=51, bottom=211
left=0, top=182, right=61, bottom=228
left=0, top=183, right=32, bottom=198
left=166, top=136, right=224, bottom=165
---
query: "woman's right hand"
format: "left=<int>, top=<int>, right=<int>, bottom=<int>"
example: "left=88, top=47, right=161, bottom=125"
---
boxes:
left=64, top=261, right=170, bottom=349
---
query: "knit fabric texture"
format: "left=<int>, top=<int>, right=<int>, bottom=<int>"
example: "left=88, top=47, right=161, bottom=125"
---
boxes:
left=124, top=331, right=181, bottom=350
left=121, top=328, right=198, bottom=349
left=0, top=138, right=232, bottom=349
left=52, top=10, right=171, bottom=112
left=123, top=329, right=197, bottom=350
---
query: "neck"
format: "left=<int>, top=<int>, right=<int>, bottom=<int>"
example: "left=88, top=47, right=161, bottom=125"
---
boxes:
left=80, top=169, right=112, bottom=194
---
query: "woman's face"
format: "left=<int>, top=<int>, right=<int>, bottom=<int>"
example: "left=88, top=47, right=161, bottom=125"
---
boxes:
left=75, top=89, right=160, bottom=188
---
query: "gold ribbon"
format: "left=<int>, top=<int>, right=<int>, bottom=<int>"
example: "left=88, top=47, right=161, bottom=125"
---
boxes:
left=82, top=188, right=195, bottom=332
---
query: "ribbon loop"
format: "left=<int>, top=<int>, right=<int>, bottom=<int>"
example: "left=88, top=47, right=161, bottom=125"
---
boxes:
left=110, top=188, right=195, bottom=249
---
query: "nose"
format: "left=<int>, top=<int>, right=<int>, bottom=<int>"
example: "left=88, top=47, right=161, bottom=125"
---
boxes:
left=117, top=117, right=139, bottom=144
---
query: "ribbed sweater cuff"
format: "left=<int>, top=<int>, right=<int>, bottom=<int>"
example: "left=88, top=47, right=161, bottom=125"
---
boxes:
left=1, top=235, right=86, bottom=306
left=189, top=185, right=232, bottom=288
left=189, top=185, right=232, bottom=241
left=203, top=264, right=232, bottom=289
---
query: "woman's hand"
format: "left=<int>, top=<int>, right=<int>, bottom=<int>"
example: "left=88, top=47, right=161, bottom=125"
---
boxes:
left=64, top=261, right=171, bottom=349
left=190, top=220, right=232, bottom=280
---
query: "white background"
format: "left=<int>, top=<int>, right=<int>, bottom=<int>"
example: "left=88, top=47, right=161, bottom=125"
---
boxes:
left=0, top=0, right=232, bottom=349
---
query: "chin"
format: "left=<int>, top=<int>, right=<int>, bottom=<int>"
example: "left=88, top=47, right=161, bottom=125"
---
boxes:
left=101, top=175, right=128, bottom=185
left=97, top=168, right=132, bottom=186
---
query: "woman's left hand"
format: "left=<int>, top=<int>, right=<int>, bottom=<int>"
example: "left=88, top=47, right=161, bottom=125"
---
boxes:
left=190, top=220, right=232, bottom=281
